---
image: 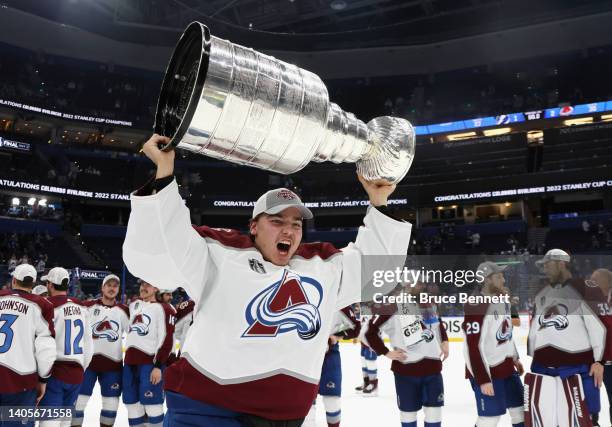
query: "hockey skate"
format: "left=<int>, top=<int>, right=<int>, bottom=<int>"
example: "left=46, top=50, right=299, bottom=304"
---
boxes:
left=355, top=377, right=369, bottom=393
left=362, top=379, right=378, bottom=397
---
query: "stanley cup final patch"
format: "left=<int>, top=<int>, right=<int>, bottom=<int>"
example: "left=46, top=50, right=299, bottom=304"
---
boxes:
left=249, top=258, right=266, bottom=274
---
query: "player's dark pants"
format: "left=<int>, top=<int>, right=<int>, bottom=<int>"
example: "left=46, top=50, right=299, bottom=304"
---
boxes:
left=163, top=391, right=305, bottom=427
left=0, top=389, right=36, bottom=427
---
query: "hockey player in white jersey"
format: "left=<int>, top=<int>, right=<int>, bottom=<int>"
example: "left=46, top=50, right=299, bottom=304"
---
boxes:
left=123, top=279, right=176, bottom=427
left=367, top=282, right=448, bottom=427
left=72, top=274, right=129, bottom=427
left=462, top=262, right=524, bottom=427
left=123, top=134, right=411, bottom=426
left=0, top=264, right=56, bottom=427
left=525, top=249, right=606, bottom=427
left=39, top=267, right=93, bottom=427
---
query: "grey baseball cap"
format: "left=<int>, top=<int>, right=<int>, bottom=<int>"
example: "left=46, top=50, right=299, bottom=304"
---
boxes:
left=252, top=188, right=313, bottom=220
left=536, top=248, right=571, bottom=266
left=477, top=261, right=508, bottom=278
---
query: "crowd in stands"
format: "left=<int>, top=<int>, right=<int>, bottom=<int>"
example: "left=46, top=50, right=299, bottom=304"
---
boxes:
left=0, top=231, right=51, bottom=287
left=0, top=44, right=161, bottom=128
left=2, top=42, right=611, bottom=131
left=330, top=45, right=612, bottom=124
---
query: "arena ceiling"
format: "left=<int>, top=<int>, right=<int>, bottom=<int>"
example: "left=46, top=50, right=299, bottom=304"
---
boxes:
left=7, top=0, right=612, bottom=50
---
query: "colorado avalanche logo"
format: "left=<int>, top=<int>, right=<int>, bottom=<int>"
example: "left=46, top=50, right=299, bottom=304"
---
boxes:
left=419, top=328, right=435, bottom=343
left=538, top=304, right=569, bottom=331
left=242, top=270, right=322, bottom=340
left=130, top=314, right=151, bottom=336
left=92, top=317, right=120, bottom=342
left=496, top=318, right=513, bottom=344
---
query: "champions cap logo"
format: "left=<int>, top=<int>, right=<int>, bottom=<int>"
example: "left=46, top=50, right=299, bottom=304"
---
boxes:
left=92, top=317, right=120, bottom=342
left=242, top=270, right=322, bottom=340
left=276, top=189, right=297, bottom=200
left=496, top=317, right=513, bottom=344
left=130, top=313, right=152, bottom=336
left=538, top=303, right=569, bottom=330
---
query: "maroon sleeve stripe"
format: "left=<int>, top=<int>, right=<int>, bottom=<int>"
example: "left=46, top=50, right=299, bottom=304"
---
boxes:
left=463, top=312, right=490, bottom=385
left=365, top=315, right=391, bottom=356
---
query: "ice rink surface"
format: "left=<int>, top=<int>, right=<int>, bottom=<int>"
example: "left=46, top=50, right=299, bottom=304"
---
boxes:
left=83, top=321, right=611, bottom=427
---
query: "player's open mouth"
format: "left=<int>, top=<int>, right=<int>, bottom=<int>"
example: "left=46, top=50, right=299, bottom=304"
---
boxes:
left=276, top=240, right=291, bottom=255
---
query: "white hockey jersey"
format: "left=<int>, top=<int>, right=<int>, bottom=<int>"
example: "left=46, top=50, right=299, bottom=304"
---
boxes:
left=48, top=295, right=93, bottom=384
left=124, top=299, right=176, bottom=367
left=122, top=179, right=412, bottom=419
left=0, top=289, right=56, bottom=393
left=366, top=302, right=447, bottom=376
left=528, top=279, right=606, bottom=367
left=462, top=299, right=519, bottom=385
left=83, top=299, right=130, bottom=371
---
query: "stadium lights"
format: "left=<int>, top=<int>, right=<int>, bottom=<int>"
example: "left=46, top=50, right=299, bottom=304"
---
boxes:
left=447, top=132, right=477, bottom=141
left=39, top=199, right=47, bottom=207
left=483, top=127, right=511, bottom=137
left=27, top=197, right=36, bottom=206
left=563, top=117, right=593, bottom=126
left=11, top=197, right=20, bottom=206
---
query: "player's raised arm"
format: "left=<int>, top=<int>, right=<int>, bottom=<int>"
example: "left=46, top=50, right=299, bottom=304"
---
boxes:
left=122, top=134, right=211, bottom=300
left=335, top=175, right=412, bottom=308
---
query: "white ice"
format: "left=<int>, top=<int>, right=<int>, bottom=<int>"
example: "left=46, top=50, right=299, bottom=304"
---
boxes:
left=83, top=321, right=611, bottom=426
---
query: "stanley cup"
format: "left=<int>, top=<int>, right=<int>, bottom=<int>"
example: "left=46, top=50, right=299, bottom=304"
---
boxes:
left=154, top=22, right=415, bottom=183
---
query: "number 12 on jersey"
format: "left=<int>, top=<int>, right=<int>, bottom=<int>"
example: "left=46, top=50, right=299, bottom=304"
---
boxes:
left=64, top=319, right=84, bottom=355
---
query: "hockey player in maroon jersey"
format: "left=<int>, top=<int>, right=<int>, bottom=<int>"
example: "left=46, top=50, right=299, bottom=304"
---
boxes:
left=167, top=299, right=195, bottom=366
left=525, top=249, right=605, bottom=427
left=72, top=274, right=129, bottom=427
left=462, top=262, right=524, bottom=427
left=313, top=306, right=361, bottom=427
left=0, top=264, right=56, bottom=427
left=583, top=267, right=612, bottom=427
left=39, top=267, right=93, bottom=427
left=597, top=268, right=612, bottom=423
left=367, top=281, right=449, bottom=427
left=123, top=279, right=176, bottom=427
left=123, top=135, right=411, bottom=426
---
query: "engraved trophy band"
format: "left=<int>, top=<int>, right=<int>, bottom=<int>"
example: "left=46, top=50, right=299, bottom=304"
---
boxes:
left=155, top=22, right=415, bottom=183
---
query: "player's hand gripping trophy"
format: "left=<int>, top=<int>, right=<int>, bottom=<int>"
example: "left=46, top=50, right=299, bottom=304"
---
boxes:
left=151, top=22, right=415, bottom=190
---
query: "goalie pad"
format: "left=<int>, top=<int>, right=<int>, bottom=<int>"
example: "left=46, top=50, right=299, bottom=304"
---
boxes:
left=524, top=372, right=592, bottom=427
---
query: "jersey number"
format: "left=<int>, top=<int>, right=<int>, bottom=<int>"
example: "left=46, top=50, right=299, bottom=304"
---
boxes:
left=0, top=314, right=18, bottom=354
left=64, top=319, right=84, bottom=355
left=465, top=321, right=480, bottom=335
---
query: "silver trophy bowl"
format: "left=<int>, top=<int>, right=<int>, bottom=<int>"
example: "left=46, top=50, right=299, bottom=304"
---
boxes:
left=154, top=22, right=415, bottom=183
